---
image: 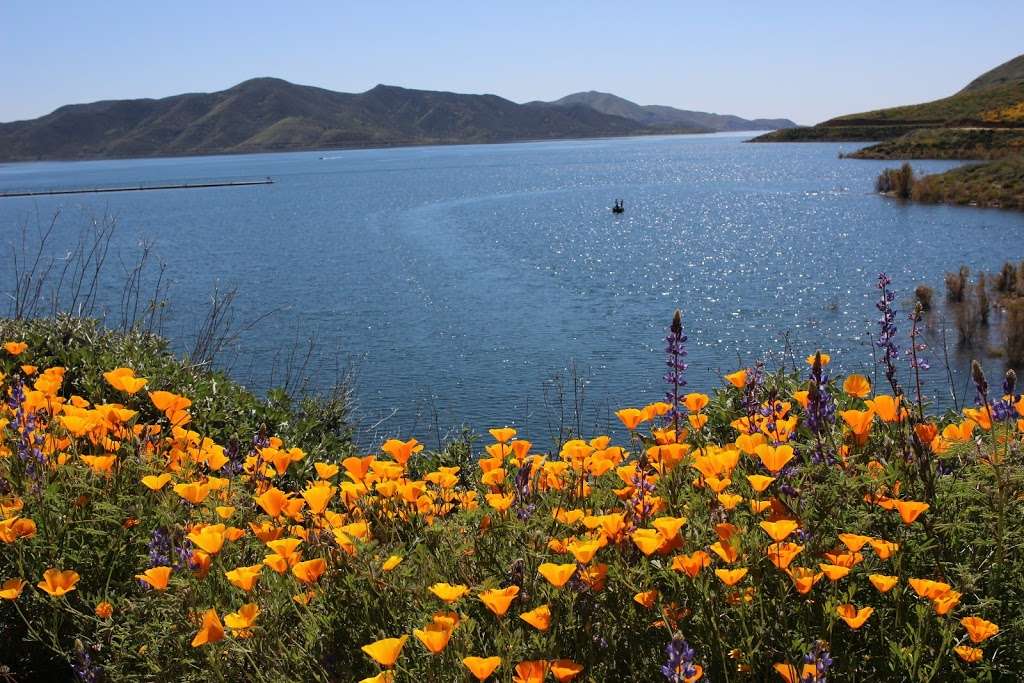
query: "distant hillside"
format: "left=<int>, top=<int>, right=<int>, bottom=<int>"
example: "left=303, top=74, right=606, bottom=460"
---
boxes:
left=962, top=54, right=1024, bottom=92
left=530, top=91, right=797, bottom=132
left=0, top=79, right=654, bottom=161
left=753, top=53, right=1024, bottom=145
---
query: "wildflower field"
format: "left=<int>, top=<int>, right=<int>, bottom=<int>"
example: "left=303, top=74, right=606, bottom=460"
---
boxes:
left=1, top=275, right=1023, bottom=682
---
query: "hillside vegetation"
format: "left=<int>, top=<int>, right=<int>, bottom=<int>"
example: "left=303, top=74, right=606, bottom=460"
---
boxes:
left=533, top=91, right=796, bottom=132
left=755, top=53, right=1024, bottom=211
left=753, top=53, right=1024, bottom=145
left=0, top=80, right=795, bottom=162
left=847, top=128, right=1024, bottom=161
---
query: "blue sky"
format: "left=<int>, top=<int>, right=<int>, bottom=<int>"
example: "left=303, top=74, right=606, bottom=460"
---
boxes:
left=2, top=1, right=1022, bottom=125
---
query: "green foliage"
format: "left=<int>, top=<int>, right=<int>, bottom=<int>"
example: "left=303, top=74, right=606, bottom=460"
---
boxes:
left=2, top=317, right=1024, bottom=682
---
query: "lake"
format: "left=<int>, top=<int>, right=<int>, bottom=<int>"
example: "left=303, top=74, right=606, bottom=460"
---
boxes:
left=0, top=133, right=1021, bottom=445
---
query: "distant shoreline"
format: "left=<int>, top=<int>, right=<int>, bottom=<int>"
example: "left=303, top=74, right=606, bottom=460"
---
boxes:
left=0, top=129, right=779, bottom=166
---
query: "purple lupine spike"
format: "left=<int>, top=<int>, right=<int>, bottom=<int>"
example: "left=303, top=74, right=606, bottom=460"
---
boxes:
left=664, top=310, right=688, bottom=434
left=661, top=634, right=698, bottom=682
left=875, top=273, right=902, bottom=396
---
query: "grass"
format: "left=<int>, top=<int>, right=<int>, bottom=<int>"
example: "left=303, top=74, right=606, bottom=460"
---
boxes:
left=848, top=129, right=1024, bottom=161
left=911, top=157, right=1024, bottom=210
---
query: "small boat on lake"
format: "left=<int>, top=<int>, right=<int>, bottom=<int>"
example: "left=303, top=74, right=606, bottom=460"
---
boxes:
left=612, top=199, right=624, bottom=214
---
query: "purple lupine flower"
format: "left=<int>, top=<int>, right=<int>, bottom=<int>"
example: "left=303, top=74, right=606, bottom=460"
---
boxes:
left=907, top=305, right=930, bottom=371
left=801, top=641, right=834, bottom=683
left=512, top=464, right=536, bottom=520
left=72, top=640, right=100, bottom=683
left=661, top=634, right=698, bottom=682
left=146, top=527, right=190, bottom=571
left=987, top=369, right=1019, bottom=422
left=625, top=469, right=656, bottom=528
left=876, top=273, right=902, bottom=396
left=9, top=378, right=47, bottom=489
left=737, top=362, right=765, bottom=435
left=664, top=310, right=688, bottom=435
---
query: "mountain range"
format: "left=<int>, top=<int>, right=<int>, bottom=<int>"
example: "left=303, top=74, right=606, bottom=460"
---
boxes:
left=0, top=79, right=796, bottom=161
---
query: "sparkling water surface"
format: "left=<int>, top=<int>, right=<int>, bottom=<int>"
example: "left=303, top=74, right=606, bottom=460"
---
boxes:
left=1, top=133, right=1021, bottom=444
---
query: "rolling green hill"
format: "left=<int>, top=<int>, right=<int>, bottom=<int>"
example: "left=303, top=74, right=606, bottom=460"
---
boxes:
left=0, top=79, right=796, bottom=162
left=0, top=78, right=653, bottom=161
left=530, top=91, right=797, bottom=132
left=753, top=53, right=1024, bottom=144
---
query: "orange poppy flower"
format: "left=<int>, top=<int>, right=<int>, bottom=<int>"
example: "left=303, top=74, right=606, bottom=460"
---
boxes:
left=519, top=604, right=552, bottom=631
left=754, top=444, right=795, bottom=473
left=837, top=533, right=871, bottom=552
left=868, top=538, right=899, bottom=559
left=430, top=582, right=471, bottom=603
left=463, top=656, right=502, bottom=681
left=381, top=555, right=403, bottom=572
left=746, top=474, right=775, bottom=493
left=173, top=481, right=210, bottom=505
left=615, top=408, right=646, bottom=430
left=836, top=604, right=873, bottom=629
left=255, top=487, right=290, bottom=518
left=909, top=578, right=952, bottom=600
left=866, top=395, right=904, bottom=422
left=892, top=500, right=929, bottom=524
left=479, top=586, right=520, bottom=616
left=819, top=563, right=851, bottom=582
left=634, top=590, right=658, bottom=608
left=361, top=635, right=407, bottom=667
left=961, top=616, right=999, bottom=643
left=381, top=438, right=423, bottom=465
left=631, top=529, right=665, bottom=557
left=942, top=421, right=976, bottom=443
left=489, top=427, right=517, bottom=443
left=513, top=660, right=549, bottom=683
left=224, top=603, right=260, bottom=632
left=715, top=568, right=748, bottom=586
left=766, top=542, right=803, bottom=570
left=718, top=493, right=743, bottom=510
left=933, top=591, right=962, bottom=615
left=80, top=455, right=117, bottom=475
left=191, top=609, right=224, bottom=647
left=840, top=409, right=874, bottom=444
left=567, top=539, right=603, bottom=564
left=539, top=562, right=577, bottom=588
left=301, top=485, right=335, bottom=515
left=724, top=369, right=747, bottom=388
left=868, top=574, right=898, bottom=593
left=786, top=567, right=823, bottom=594
left=136, top=566, right=172, bottom=591
left=187, top=525, right=226, bottom=555
left=672, top=551, right=712, bottom=578
left=103, top=368, right=148, bottom=394
left=37, top=569, right=79, bottom=597
left=141, top=474, right=172, bottom=491
left=225, top=565, right=262, bottom=592
left=806, top=352, right=830, bottom=366
left=683, top=393, right=709, bottom=413
left=774, top=663, right=819, bottom=683
left=842, top=373, right=871, bottom=398
left=759, top=519, right=799, bottom=542
left=550, top=660, right=584, bottom=682
left=709, top=540, right=739, bottom=564
left=414, top=622, right=453, bottom=654
left=291, top=558, right=327, bottom=584
left=3, top=341, right=28, bottom=356
left=954, top=646, right=983, bottom=663
left=0, top=578, right=26, bottom=600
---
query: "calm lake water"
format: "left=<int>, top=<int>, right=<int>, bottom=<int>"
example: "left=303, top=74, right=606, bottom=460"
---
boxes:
left=1, top=133, right=1021, bottom=445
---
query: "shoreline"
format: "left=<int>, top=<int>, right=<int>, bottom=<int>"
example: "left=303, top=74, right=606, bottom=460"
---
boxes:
left=0, top=129, right=779, bottom=166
